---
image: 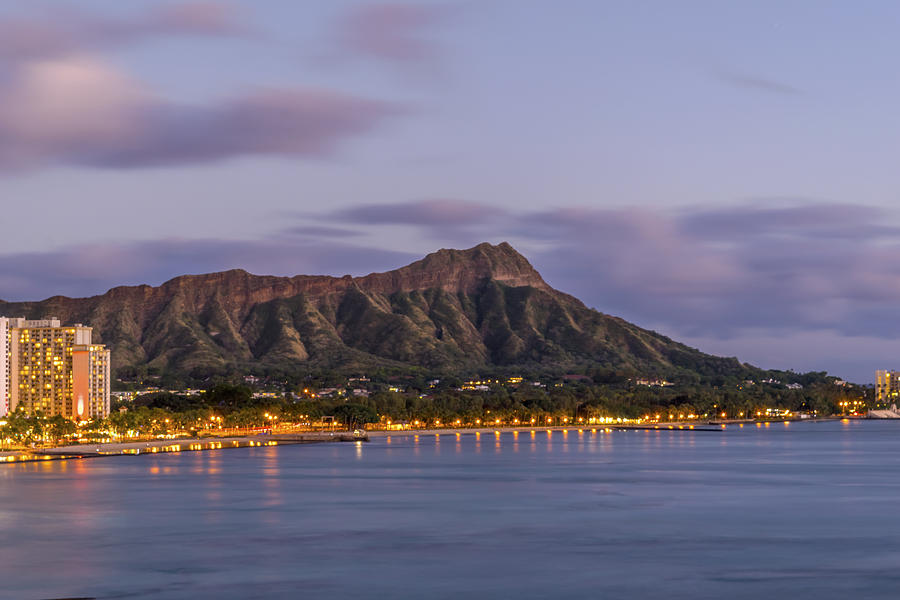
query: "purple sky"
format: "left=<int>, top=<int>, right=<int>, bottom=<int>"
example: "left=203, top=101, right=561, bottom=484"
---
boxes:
left=0, top=1, right=898, bottom=383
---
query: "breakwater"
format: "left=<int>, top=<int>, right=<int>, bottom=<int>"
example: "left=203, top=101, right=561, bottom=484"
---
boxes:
left=1, top=431, right=368, bottom=463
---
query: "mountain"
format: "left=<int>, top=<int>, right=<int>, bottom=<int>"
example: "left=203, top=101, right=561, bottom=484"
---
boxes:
left=0, top=242, right=750, bottom=380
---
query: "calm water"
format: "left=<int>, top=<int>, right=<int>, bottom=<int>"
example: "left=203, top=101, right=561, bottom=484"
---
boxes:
left=3, top=420, right=900, bottom=599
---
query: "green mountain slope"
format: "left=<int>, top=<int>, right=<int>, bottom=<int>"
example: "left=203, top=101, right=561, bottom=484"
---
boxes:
left=0, top=242, right=751, bottom=379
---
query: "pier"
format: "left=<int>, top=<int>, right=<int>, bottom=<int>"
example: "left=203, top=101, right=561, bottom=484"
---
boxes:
left=1, top=430, right=368, bottom=463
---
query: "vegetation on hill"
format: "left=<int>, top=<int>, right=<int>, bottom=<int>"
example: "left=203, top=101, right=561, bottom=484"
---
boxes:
left=0, top=242, right=858, bottom=445
left=1, top=371, right=868, bottom=448
left=1, top=243, right=828, bottom=387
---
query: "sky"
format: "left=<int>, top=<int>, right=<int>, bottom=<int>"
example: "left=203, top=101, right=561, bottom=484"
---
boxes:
left=0, top=1, right=898, bottom=382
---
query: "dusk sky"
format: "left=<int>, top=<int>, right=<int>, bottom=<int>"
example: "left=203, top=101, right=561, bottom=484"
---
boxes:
left=1, top=1, right=899, bottom=382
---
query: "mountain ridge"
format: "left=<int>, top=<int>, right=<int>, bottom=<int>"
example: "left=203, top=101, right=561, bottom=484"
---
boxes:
left=0, top=242, right=750, bottom=381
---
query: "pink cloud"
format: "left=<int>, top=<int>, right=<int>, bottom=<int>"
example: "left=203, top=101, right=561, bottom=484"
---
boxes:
left=330, top=2, right=457, bottom=68
left=0, top=55, right=401, bottom=170
left=0, top=2, right=243, bottom=62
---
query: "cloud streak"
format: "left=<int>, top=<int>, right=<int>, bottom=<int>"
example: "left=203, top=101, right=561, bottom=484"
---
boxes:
left=521, top=202, right=900, bottom=340
left=0, top=54, right=401, bottom=170
left=677, top=201, right=900, bottom=240
left=0, top=2, right=244, bottom=63
left=0, top=237, right=417, bottom=302
left=5, top=197, right=900, bottom=381
left=312, top=198, right=900, bottom=342
left=325, top=2, right=458, bottom=72
left=0, top=4, right=404, bottom=171
left=331, top=198, right=505, bottom=227
left=714, top=69, right=803, bottom=96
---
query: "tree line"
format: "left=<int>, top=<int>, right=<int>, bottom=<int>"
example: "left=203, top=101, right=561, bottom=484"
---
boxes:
left=0, top=377, right=869, bottom=449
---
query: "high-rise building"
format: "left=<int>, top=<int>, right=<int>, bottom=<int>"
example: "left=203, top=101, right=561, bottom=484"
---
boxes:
left=875, top=370, right=900, bottom=405
left=0, top=317, right=10, bottom=416
left=1, top=317, right=110, bottom=419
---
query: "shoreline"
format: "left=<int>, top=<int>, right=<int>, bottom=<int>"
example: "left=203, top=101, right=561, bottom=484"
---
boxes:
left=0, top=424, right=703, bottom=463
left=0, top=417, right=849, bottom=464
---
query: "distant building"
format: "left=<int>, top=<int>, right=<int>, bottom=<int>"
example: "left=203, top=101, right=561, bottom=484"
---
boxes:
left=461, top=379, right=498, bottom=391
left=0, top=317, right=110, bottom=419
left=317, top=387, right=344, bottom=398
left=765, top=408, right=792, bottom=418
left=876, top=370, right=900, bottom=404
left=110, top=391, right=136, bottom=403
left=635, top=378, right=674, bottom=387
left=0, top=318, right=10, bottom=416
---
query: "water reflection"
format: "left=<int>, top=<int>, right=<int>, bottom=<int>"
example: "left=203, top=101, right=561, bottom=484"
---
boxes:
left=3, top=421, right=900, bottom=600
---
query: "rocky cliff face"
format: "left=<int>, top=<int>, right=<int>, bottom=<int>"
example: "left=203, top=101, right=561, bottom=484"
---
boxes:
left=0, top=242, right=742, bottom=378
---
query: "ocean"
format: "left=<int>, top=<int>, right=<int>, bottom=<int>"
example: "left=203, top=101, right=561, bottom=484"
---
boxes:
left=3, top=420, right=900, bottom=599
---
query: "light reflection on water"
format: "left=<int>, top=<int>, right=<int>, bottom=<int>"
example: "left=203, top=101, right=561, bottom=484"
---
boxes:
left=2, top=420, right=900, bottom=599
